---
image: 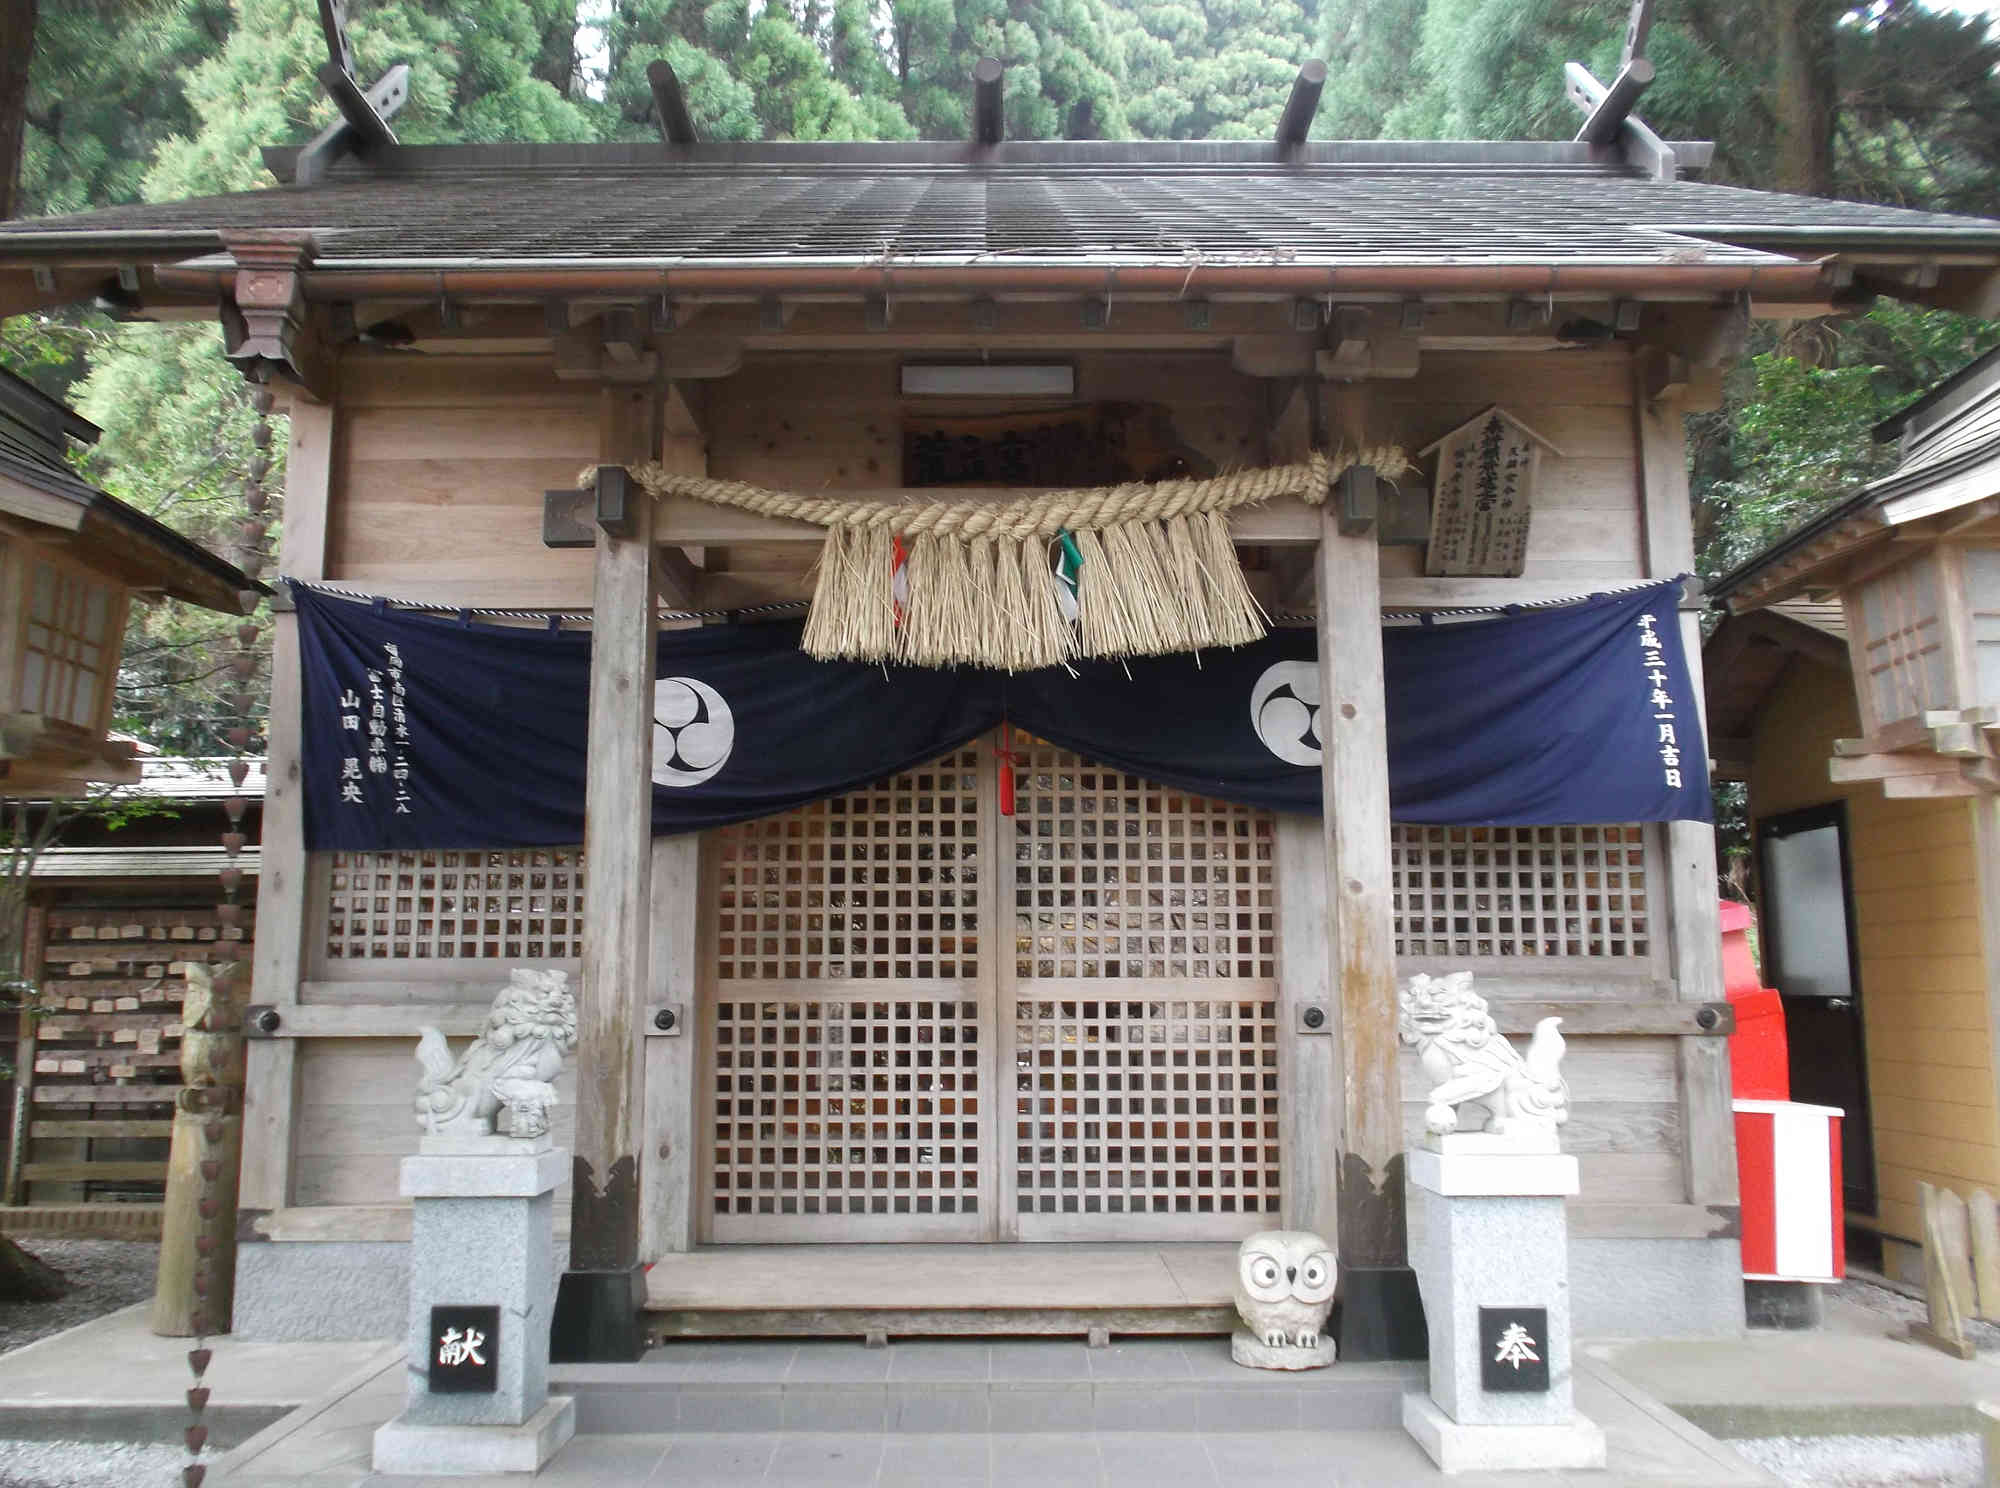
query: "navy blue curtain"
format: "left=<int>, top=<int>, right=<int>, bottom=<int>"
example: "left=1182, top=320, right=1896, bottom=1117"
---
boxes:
left=296, top=580, right=1708, bottom=851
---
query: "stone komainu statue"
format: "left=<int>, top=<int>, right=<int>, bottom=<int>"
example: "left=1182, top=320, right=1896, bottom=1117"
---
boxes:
left=1397, top=970, right=1569, bottom=1143
left=413, top=968, right=578, bottom=1140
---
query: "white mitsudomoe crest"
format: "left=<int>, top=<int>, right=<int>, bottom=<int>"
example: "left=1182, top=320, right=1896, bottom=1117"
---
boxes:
left=652, top=676, right=735, bottom=787
left=1250, top=660, right=1322, bottom=767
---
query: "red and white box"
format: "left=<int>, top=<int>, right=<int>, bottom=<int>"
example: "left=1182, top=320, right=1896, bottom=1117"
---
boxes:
left=1734, top=1099, right=1845, bottom=1283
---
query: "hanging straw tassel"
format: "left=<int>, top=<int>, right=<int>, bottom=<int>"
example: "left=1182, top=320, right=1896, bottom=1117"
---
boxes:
left=901, top=531, right=981, bottom=667
left=1187, top=508, right=1269, bottom=647
left=1074, top=527, right=1145, bottom=659
left=984, top=535, right=1053, bottom=673
left=804, top=525, right=900, bottom=662
left=1021, top=538, right=1078, bottom=671
left=1161, top=515, right=1216, bottom=647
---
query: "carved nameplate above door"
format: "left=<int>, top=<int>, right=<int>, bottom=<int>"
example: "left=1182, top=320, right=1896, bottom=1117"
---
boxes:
left=903, top=402, right=1215, bottom=488
left=1419, top=406, right=1561, bottom=578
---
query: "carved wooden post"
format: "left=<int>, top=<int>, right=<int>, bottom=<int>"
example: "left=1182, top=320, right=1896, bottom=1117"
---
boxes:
left=1315, top=501, right=1427, bottom=1360
left=152, top=961, right=246, bottom=1335
left=553, top=388, right=657, bottom=1362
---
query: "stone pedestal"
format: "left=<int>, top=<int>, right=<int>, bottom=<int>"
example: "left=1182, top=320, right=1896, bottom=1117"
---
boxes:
left=371, top=1136, right=576, bottom=1476
left=1402, top=1142, right=1605, bottom=1473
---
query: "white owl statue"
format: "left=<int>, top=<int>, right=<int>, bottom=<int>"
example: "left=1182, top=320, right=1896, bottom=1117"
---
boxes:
left=1231, top=1229, right=1339, bottom=1370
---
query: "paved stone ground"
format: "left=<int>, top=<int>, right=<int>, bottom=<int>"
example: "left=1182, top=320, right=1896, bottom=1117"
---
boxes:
left=0, top=1240, right=157, bottom=1355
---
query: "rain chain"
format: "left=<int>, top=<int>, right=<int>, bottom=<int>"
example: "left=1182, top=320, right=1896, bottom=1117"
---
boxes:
left=178, top=381, right=274, bottom=1486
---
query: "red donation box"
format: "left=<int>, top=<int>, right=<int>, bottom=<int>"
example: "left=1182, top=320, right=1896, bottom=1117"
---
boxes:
left=1734, top=1100, right=1846, bottom=1283
left=1721, top=900, right=1845, bottom=1284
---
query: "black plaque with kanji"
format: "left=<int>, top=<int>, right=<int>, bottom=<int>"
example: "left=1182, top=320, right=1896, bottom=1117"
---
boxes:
left=428, top=1305, right=500, bottom=1393
left=1479, top=1306, right=1550, bottom=1393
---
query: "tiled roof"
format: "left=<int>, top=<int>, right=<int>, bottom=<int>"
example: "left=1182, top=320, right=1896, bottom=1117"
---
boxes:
left=5, top=142, right=2000, bottom=267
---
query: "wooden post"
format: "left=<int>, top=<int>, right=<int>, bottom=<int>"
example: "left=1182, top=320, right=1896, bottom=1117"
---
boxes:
left=151, top=961, right=246, bottom=1335
left=1315, top=502, right=1426, bottom=1360
left=641, top=833, right=700, bottom=1258
left=1634, top=375, right=1740, bottom=1219
left=242, top=395, right=334, bottom=1216
left=553, top=386, right=657, bottom=1362
left=3, top=904, right=45, bottom=1205
left=1275, top=815, right=1338, bottom=1241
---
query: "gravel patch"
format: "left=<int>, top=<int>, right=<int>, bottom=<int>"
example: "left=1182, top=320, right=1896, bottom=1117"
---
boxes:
left=0, top=1437, right=184, bottom=1487
left=0, top=1240, right=159, bottom=1356
left=1732, top=1432, right=1980, bottom=1487
left=1833, top=1273, right=2000, bottom=1352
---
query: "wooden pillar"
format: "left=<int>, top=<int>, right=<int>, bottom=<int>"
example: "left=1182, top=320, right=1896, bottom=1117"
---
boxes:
left=242, top=395, right=334, bottom=1216
left=152, top=962, right=246, bottom=1335
left=1315, top=504, right=1427, bottom=1360
left=554, top=386, right=657, bottom=1362
left=640, top=832, right=700, bottom=1258
left=3, top=903, right=46, bottom=1205
left=638, top=389, right=706, bottom=1261
left=1275, top=815, right=1337, bottom=1241
left=1634, top=371, right=1739, bottom=1218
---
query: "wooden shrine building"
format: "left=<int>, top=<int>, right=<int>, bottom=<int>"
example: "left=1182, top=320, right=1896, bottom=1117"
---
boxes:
left=5, top=51, right=2000, bottom=1356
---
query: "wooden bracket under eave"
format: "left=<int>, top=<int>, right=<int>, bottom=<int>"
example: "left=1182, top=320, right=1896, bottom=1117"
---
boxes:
left=218, top=233, right=333, bottom=402
left=1831, top=706, right=2000, bottom=797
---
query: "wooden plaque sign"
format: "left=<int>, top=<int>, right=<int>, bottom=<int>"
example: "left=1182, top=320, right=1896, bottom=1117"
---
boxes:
left=1421, top=407, right=1559, bottom=578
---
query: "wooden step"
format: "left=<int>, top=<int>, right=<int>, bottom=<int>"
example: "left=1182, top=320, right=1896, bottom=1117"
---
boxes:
left=645, top=1242, right=1241, bottom=1340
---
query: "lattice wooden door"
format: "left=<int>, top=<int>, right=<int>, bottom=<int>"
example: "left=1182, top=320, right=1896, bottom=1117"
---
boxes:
left=1005, top=730, right=1284, bottom=1241
left=698, top=732, right=1286, bottom=1244
left=700, top=745, right=998, bottom=1242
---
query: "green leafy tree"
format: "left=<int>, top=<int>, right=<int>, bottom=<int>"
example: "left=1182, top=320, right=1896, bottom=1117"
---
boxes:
left=1694, top=304, right=2000, bottom=576
left=1119, top=0, right=1316, bottom=140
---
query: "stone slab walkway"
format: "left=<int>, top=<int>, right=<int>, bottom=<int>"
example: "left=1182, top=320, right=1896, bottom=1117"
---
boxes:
left=202, top=1342, right=1768, bottom=1487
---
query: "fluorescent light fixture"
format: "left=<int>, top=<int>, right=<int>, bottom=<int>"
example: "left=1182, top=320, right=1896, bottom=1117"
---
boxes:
left=901, top=364, right=1075, bottom=397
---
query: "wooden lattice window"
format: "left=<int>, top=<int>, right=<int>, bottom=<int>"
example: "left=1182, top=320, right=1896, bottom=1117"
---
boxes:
left=710, top=996, right=982, bottom=1217
left=1857, top=555, right=1952, bottom=724
left=1390, top=824, right=1650, bottom=958
left=20, top=559, right=118, bottom=730
left=1012, top=997, right=1281, bottom=1216
left=712, top=747, right=982, bottom=981
left=320, top=848, right=585, bottom=961
left=1009, top=733, right=1275, bottom=979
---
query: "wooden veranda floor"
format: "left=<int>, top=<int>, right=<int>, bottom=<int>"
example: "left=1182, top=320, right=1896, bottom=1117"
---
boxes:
left=644, top=1243, right=1241, bottom=1339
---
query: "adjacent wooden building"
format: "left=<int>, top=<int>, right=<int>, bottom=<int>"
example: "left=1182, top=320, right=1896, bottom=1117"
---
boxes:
left=1708, top=348, right=2000, bottom=1287
left=5, top=105, right=2000, bottom=1349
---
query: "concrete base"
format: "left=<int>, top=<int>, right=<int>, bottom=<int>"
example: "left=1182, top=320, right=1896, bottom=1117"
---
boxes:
left=1745, top=1279, right=1824, bottom=1330
left=1403, top=1391, right=1606, bottom=1474
left=233, top=1242, right=408, bottom=1341
left=372, top=1393, right=575, bottom=1476
left=1570, top=1237, right=1747, bottom=1337
left=1231, top=1327, right=1338, bottom=1370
